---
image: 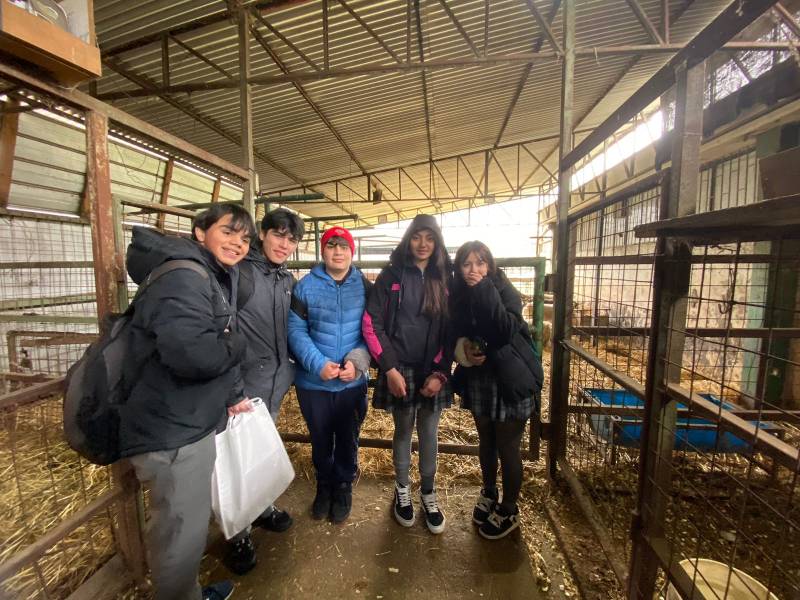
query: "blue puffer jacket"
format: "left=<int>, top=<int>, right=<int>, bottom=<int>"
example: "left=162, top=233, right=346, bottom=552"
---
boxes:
left=288, top=264, right=368, bottom=391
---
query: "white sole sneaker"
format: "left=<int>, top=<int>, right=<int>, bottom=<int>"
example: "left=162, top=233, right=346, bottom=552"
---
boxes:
left=424, top=513, right=446, bottom=535
left=394, top=504, right=415, bottom=527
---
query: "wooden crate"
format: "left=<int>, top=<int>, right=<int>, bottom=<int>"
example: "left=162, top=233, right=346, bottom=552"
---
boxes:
left=0, top=0, right=100, bottom=86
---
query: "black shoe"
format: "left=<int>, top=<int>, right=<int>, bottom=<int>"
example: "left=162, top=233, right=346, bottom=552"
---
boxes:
left=203, top=580, right=234, bottom=600
left=331, top=482, right=352, bottom=523
left=312, top=482, right=332, bottom=520
left=479, top=504, right=520, bottom=540
left=420, top=489, right=446, bottom=534
left=224, top=535, right=256, bottom=576
left=472, top=488, right=499, bottom=526
left=393, top=482, right=414, bottom=527
left=253, top=506, right=293, bottom=532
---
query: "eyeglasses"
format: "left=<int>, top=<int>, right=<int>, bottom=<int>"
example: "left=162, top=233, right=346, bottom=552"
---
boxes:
left=325, top=240, right=350, bottom=250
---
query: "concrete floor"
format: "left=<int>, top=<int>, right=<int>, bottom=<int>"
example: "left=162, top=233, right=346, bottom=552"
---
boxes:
left=207, top=475, right=542, bottom=600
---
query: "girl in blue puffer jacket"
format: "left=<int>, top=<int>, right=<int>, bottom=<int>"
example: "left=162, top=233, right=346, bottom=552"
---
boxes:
left=288, top=226, right=371, bottom=524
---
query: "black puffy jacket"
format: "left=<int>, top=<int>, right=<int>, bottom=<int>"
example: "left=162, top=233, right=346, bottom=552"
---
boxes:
left=119, top=227, right=246, bottom=457
left=449, top=270, right=544, bottom=406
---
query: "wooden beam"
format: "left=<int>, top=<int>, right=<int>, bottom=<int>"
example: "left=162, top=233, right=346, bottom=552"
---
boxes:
left=157, top=158, right=174, bottom=229
left=625, top=0, right=665, bottom=45
left=211, top=177, right=222, bottom=203
left=119, top=197, right=196, bottom=219
left=0, top=101, right=19, bottom=207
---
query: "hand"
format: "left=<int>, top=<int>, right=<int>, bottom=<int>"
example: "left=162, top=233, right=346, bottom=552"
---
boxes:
left=386, top=368, right=407, bottom=398
left=464, top=343, right=486, bottom=366
left=228, top=397, right=254, bottom=417
left=338, top=360, right=357, bottom=382
left=465, top=271, right=484, bottom=287
left=420, top=374, right=443, bottom=397
left=320, top=361, right=341, bottom=381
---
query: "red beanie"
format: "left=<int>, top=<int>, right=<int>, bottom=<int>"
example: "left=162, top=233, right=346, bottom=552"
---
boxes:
left=320, top=226, right=355, bottom=255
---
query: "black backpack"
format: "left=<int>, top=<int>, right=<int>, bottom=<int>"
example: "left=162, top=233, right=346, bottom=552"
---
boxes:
left=63, top=259, right=209, bottom=465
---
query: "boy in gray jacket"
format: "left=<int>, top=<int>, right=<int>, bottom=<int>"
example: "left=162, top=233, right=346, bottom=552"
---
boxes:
left=224, top=209, right=305, bottom=575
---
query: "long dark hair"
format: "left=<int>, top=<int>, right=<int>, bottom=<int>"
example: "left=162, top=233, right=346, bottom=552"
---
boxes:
left=393, top=214, right=452, bottom=317
left=454, top=240, right=497, bottom=285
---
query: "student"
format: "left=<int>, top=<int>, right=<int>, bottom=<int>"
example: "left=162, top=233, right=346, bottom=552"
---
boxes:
left=123, top=204, right=256, bottom=600
left=450, top=241, right=543, bottom=540
left=224, top=208, right=305, bottom=574
left=287, top=226, right=370, bottom=523
left=362, top=214, right=453, bottom=534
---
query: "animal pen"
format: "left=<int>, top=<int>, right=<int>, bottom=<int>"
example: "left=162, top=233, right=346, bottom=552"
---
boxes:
left=1, top=0, right=800, bottom=599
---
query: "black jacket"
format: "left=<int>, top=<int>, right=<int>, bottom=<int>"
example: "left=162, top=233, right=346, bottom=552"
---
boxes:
left=119, top=227, right=247, bottom=457
left=450, top=270, right=543, bottom=406
left=236, top=247, right=296, bottom=408
left=364, top=254, right=452, bottom=378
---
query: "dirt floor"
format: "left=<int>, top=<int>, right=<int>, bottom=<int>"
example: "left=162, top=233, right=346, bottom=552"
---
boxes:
left=203, top=475, right=542, bottom=600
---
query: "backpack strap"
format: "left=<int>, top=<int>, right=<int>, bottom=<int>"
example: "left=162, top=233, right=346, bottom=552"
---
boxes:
left=130, top=259, right=209, bottom=309
left=237, top=260, right=256, bottom=311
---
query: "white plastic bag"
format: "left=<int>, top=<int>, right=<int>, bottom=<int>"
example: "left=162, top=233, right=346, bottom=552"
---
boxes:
left=211, top=399, right=295, bottom=539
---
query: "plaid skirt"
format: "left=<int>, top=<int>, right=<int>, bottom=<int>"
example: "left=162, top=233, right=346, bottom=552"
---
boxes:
left=372, top=364, right=453, bottom=413
left=458, top=368, right=537, bottom=422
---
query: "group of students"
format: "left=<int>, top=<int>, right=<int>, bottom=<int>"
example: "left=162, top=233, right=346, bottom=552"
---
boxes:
left=119, top=206, right=543, bottom=600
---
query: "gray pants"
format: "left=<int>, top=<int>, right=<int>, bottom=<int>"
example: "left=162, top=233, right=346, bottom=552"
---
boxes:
left=129, top=432, right=216, bottom=600
left=392, top=405, right=441, bottom=492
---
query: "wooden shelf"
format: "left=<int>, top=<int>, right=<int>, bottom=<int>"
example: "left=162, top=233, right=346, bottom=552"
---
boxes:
left=0, top=0, right=100, bottom=86
left=634, top=195, right=800, bottom=244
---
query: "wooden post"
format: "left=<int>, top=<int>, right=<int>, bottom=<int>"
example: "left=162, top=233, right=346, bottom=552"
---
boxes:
left=627, top=60, right=704, bottom=599
left=548, top=0, right=574, bottom=478
left=0, top=102, right=20, bottom=207
left=239, top=9, right=257, bottom=217
left=84, top=110, right=148, bottom=584
left=211, top=176, right=222, bottom=203
left=156, top=158, right=174, bottom=230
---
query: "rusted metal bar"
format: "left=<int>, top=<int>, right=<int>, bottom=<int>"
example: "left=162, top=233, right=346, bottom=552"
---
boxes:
left=548, top=0, right=574, bottom=478
left=0, top=100, right=19, bottom=207
left=0, top=63, right=248, bottom=181
left=661, top=0, right=670, bottom=43
left=644, top=536, right=708, bottom=600
left=436, top=0, right=480, bottom=57
left=665, top=383, right=800, bottom=472
left=573, top=325, right=800, bottom=339
left=628, top=61, right=703, bottom=600
left=624, top=0, right=665, bottom=45
left=251, top=9, right=320, bottom=71
left=0, top=487, right=126, bottom=583
left=156, top=158, right=174, bottom=229
left=563, top=339, right=646, bottom=398
left=119, top=197, right=196, bottom=219
left=239, top=9, right=257, bottom=216
left=567, top=403, right=799, bottom=426
left=414, top=0, right=434, bottom=163
left=170, top=35, right=234, bottom=80
left=523, top=0, right=563, bottom=54
left=557, top=458, right=629, bottom=587
left=774, top=3, right=800, bottom=38
left=161, top=35, right=170, bottom=88
left=562, top=0, right=781, bottom=171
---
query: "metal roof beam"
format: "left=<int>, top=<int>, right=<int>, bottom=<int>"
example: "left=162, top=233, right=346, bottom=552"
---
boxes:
left=435, top=0, right=481, bottom=57
left=774, top=2, right=800, bottom=38
left=170, top=35, right=235, bottom=80
left=252, top=10, right=320, bottom=71
left=249, top=17, right=366, bottom=174
left=524, top=0, right=563, bottom=54
left=337, top=0, right=402, bottom=63
left=561, top=0, right=782, bottom=171
left=625, top=0, right=666, bottom=45
left=414, top=0, right=434, bottom=162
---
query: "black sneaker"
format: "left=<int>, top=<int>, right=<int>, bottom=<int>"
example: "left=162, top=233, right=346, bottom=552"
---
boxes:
left=393, top=482, right=414, bottom=527
left=203, top=580, right=234, bottom=600
left=253, top=506, right=293, bottom=532
left=479, top=505, right=519, bottom=540
left=312, top=482, right=332, bottom=520
left=224, top=535, right=256, bottom=575
left=331, top=482, right=352, bottom=523
left=420, top=489, right=446, bottom=534
left=472, top=488, right=499, bottom=526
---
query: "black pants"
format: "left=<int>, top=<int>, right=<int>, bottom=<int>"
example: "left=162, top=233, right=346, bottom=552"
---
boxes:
left=297, top=381, right=368, bottom=485
left=474, top=415, right=526, bottom=510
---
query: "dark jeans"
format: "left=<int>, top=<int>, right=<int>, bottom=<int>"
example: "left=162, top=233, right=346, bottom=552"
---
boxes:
left=297, top=381, right=368, bottom=485
left=474, top=415, right=526, bottom=510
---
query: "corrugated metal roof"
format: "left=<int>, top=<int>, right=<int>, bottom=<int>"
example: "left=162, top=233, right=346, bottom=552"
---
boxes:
left=86, top=0, right=755, bottom=224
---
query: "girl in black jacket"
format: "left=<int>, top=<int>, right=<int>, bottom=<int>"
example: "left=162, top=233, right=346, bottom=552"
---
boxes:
left=363, top=214, right=453, bottom=534
left=450, top=241, right=543, bottom=540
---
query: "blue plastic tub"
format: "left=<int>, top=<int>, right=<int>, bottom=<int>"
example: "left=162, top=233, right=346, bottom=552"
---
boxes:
left=579, top=388, right=772, bottom=453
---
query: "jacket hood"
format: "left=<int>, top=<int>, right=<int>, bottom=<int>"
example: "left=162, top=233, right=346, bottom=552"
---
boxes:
left=126, top=227, right=219, bottom=284
left=389, top=214, right=452, bottom=274
left=244, top=243, right=286, bottom=276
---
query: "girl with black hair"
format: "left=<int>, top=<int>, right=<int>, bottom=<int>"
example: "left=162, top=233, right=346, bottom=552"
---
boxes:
left=363, top=214, right=453, bottom=534
left=450, top=241, right=543, bottom=540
